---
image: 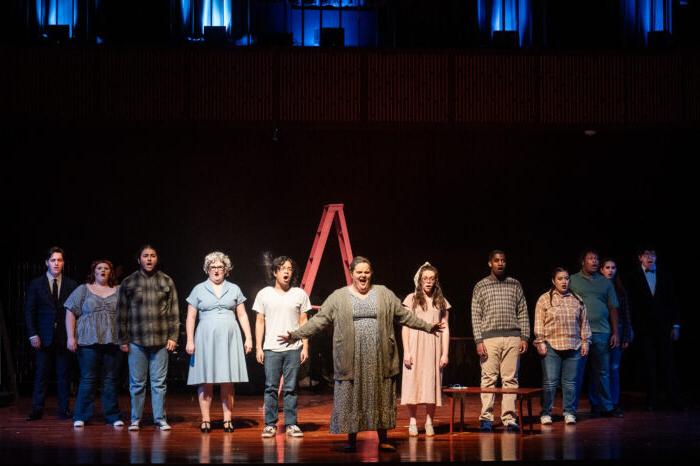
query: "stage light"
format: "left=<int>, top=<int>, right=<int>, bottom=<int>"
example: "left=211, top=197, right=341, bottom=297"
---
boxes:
left=44, top=25, right=70, bottom=44
left=319, top=27, right=344, bottom=47
left=204, top=25, right=228, bottom=43
left=478, top=0, right=531, bottom=48
left=647, top=30, right=672, bottom=48
left=492, top=30, right=518, bottom=48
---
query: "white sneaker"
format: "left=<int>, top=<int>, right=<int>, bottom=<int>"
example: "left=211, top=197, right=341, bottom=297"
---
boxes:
left=262, top=425, right=277, bottom=438
left=540, top=415, right=553, bottom=425
left=155, top=420, right=172, bottom=431
left=73, top=420, right=85, bottom=428
left=285, top=424, right=304, bottom=437
left=128, top=420, right=140, bottom=431
left=424, top=423, right=435, bottom=437
left=564, top=414, right=577, bottom=425
left=113, top=420, right=125, bottom=428
left=408, top=424, right=418, bottom=436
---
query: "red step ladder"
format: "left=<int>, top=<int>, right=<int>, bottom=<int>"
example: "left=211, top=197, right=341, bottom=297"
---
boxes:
left=301, top=204, right=354, bottom=308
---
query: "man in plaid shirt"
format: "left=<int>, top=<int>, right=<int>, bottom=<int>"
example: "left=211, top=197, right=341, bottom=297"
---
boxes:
left=118, top=244, right=180, bottom=431
left=471, top=250, right=530, bottom=432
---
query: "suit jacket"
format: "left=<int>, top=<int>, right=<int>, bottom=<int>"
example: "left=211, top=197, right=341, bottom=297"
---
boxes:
left=624, top=266, right=679, bottom=338
left=24, top=274, right=79, bottom=347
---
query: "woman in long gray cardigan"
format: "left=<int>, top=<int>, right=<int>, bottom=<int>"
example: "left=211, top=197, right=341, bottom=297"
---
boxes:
left=279, top=256, right=444, bottom=452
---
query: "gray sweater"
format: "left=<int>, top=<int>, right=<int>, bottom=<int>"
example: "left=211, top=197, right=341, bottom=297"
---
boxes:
left=290, top=285, right=434, bottom=380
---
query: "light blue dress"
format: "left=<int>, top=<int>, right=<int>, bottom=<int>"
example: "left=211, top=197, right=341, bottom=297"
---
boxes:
left=186, top=280, right=249, bottom=385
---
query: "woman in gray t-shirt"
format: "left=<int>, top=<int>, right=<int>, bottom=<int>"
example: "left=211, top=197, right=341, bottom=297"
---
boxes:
left=65, top=259, right=123, bottom=428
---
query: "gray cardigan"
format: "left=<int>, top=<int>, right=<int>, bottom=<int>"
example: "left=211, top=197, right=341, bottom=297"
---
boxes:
left=289, top=285, right=434, bottom=381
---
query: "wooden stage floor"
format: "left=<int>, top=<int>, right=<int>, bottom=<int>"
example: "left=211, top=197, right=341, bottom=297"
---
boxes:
left=1, top=389, right=698, bottom=464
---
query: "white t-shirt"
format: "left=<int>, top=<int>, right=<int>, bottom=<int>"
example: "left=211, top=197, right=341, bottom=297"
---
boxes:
left=252, top=286, right=311, bottom=352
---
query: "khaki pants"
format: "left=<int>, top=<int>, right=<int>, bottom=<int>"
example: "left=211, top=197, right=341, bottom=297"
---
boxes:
left=479, top=336, right=521, bottom=423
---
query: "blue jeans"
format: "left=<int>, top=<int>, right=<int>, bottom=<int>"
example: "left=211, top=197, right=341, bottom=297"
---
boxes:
left=589, top=344, right=622, bottom=407
left=74, top=344, right=122, bottom=423
left=575, top=332, right=613, bottom=413
left=128, top=343, right=169, bottom=423
left=541, top=343, right=580, bottom=417
left=264, top=349, right=301, bottom=426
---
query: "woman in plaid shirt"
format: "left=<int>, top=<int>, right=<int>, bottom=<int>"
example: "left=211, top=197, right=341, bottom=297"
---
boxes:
left=533, top=267, right=592, bottom=425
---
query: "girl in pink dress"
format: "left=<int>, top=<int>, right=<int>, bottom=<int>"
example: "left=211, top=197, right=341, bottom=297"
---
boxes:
left=400, top=262, right=450, bottom=437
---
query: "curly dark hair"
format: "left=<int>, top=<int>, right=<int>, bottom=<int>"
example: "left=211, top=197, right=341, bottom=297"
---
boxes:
left=263, top=255, right=300, bottom=287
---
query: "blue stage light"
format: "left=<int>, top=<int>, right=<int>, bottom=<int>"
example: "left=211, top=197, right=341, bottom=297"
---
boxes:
left=36, top=0, right=76, bottom=38
left=478, top=0, right=531, bottom=48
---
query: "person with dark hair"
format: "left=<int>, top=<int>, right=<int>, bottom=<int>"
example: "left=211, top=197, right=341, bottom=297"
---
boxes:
left=623, top=247, right=681, bottom=411
left=185, top=251, right=252, bottom=433
left=471, top=249, right=530, bottom=433
left=569, top=249, right=622, bottom=418
left=253, top=256, right=310, bottom=438
left=278, top=256, right=444, bottom=452
left=118, top=245, right=180, bottom=431
left=533, top=267, right=591, bottom=425
left=65, top=260, right=124, bottom=428
left=25, top=246, right=79, bottom=421
left=400, top=262, right=450, bottom=437
left=599, top=258, right=633, bottom=413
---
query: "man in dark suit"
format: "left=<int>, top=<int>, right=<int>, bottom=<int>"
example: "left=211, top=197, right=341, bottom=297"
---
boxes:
left=624, top=247, right=681, bottom=410
left=24, top=246, right=78, bottom=420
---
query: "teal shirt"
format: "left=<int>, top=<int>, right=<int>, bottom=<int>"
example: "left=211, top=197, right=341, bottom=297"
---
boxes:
left=569, top=272, right=619, bottom=334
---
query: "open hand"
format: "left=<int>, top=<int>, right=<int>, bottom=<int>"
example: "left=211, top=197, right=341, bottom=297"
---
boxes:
left=277, top=332, right=294, bottom=346
left=430, top=321, right=446, bottom=334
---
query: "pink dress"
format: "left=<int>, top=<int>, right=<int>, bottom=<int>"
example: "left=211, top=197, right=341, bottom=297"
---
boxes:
left=400, top=293, right=450, bottom=406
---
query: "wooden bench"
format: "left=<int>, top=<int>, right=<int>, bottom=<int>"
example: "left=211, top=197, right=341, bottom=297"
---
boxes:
left=442, top=387, right=543, bottom=434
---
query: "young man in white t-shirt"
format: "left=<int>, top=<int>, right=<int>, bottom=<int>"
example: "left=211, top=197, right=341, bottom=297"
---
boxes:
left=253, top=256, right=311, bottom=438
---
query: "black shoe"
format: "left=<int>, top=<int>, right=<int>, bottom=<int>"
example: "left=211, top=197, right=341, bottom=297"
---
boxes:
left=378, top=442, right=396, bottom=452
left=601, top=408, right=623, bottom=418
left=339, top=443, right=357, bottom=453
left=56, top=409, right=73, bottom=420
left=479, top=420, right=493, bottom=432
left=26, top=410, right=43, bottom=421
left=611, top=406, right=624, bottom=418
left=200, top=421, right=211, bottom=433
left=505, top=422, right=521, bottom=433
left=223, top=420, right=234, bottom=433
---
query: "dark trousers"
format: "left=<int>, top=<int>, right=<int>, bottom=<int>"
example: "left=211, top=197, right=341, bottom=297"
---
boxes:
left=32, top=344, right=71, bottom=412
left=638, top=333, right=679, bottom=408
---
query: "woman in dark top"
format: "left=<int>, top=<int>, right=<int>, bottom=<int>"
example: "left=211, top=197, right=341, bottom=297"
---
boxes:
left=600, top=258, right=633, bottom=412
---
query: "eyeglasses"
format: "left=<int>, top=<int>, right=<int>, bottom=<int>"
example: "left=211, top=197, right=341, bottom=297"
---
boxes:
left=209, top=265, right=225, bottom=270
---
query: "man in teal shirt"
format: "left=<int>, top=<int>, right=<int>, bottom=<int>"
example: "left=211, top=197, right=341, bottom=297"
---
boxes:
left=569, top=249, right=622, bottom=417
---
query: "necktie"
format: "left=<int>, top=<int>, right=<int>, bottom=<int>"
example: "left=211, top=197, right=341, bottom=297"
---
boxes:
left=52, top=278, right=59, bottom=302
